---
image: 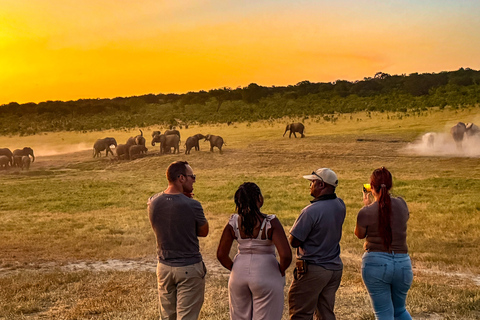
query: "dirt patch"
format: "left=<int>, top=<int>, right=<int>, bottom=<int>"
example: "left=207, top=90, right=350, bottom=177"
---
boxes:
left=0, top=257, right=231, bottom=278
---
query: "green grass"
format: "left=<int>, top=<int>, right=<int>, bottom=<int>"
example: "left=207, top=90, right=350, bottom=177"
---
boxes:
left=0, top=108, right=479, bottom=319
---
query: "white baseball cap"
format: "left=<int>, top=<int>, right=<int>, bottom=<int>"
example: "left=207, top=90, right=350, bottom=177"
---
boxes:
left=303, top=168, right=338, bottom=187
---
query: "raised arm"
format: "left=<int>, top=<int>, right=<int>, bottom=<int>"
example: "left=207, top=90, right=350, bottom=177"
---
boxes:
left=270, top=218, right=292, bottom=276
left=216, top=224, right=235, bottom=270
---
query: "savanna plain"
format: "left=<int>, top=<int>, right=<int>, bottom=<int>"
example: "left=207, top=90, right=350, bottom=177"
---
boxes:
left=1, top=107, right=479, bottom=320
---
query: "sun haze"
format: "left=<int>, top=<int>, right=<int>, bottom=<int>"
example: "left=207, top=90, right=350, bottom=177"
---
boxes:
left=1, top=0, right=480, bottom=105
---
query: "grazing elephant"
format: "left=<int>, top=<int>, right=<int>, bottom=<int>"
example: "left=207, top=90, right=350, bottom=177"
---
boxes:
left=204, top=134, right=225, bottom=154
left=0, top=148, right=13, bottom=166
left=185, top=134, right=205, bottom=154
left=152, top=134, right=180, bottom=154
left=116, top=144, right=130, bottom=160
left=93, top=137, right=117, bottom=158
left=128, top=144, right=148, bottom=159
left=126, top=130, right=146, bottom=146
left=283, top=123, right=305, bottom=138
left=22, top=156, right=31, bottom=170
left=0, top=155, right=10, bottom=169
left=13, top=147, right=35, bottom=163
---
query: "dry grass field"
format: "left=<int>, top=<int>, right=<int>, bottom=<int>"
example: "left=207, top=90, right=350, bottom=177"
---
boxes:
left=0, top=107, right=479, bottom=319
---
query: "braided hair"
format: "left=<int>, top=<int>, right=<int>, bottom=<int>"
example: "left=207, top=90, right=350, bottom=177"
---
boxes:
left=370, top=167, right=393, bottom=249
left=234, top=182, right=264, bottom=237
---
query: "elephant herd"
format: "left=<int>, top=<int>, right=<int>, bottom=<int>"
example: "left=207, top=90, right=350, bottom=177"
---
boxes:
left=92, top=129, right=226, bottom=160
left=0, top=147, right=34, bottom=170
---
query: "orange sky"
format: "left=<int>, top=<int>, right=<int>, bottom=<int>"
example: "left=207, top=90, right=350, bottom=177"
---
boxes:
left=1, top=0, right=480, bottom=104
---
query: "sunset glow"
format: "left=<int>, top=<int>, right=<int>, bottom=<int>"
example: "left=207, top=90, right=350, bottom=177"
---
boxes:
left=2, top=0, right=480, bottom=104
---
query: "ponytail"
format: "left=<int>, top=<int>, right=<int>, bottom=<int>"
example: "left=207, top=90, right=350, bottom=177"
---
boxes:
left=370, top=167, right=393, bottom=249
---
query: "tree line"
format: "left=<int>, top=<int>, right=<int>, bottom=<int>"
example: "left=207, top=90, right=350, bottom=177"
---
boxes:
left=1, top=68, right=479, bottom=135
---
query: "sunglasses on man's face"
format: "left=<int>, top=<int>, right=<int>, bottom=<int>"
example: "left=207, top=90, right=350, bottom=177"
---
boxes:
left=185, top=174, right=196, bottom=180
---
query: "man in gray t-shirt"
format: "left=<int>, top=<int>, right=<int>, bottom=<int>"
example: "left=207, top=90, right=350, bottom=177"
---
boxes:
left=148, top=161, right=209, bottom=320
left=288, top=168, right=346, bottom=320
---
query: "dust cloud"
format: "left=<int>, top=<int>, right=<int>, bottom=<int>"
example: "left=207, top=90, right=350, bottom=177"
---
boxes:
left=404, top=132, right=480, bottom=158
left=34, top=143, right=92, bottom=157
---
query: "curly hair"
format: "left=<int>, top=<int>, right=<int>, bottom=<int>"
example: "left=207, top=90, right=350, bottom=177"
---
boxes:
left=370, top=167, right=393, bottom=249
left=234, top=182, right=264, bottom=237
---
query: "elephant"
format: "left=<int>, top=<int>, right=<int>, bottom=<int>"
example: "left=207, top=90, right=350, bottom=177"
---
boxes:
left=164, top=129, right=181, bottom=140
left=422, top=132, right=436, bottom=148
left=128, top=144, right=148, bottom=159
left=126, top=130, right=146, bottom=146
left=0, top=148, right=13, bottom=166
left=152, top=131, right=162, bottom=138
left=93, top=137, right=117, bottom=158
left=0, top=155, right=9, bottom=169
left=185, top=134, right=205, bottom=154
left=283, top=123, right=305, bottom=138
left=116, top=144, right=130, bottom=160
left=152, top=134, right=180, bottom=154
left=465, top=123, right=480, bottom=136
left=13, top=156, right=23, bottom=168
left=450, top=122, right=480, bottom=150
left=22, top=156, right=31, bottom=170
left=204, top=134, right=225, bottom=154
left=13, top=147, right=35, bottom=163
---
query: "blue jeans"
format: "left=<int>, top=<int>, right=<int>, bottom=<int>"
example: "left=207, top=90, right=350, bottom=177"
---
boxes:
left=361, top=252, right=413, bottom=320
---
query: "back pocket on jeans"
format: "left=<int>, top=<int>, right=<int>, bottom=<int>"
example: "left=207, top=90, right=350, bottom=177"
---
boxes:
left=402, top=266, right=413, bottom=285
left=362, top=263, right=388, bottom=282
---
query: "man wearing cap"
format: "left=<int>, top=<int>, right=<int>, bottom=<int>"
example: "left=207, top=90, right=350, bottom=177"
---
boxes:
left=288, top=168, right=346, bottom=320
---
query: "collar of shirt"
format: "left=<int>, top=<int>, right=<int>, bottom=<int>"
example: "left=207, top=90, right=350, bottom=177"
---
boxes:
left=311, top=193, right=337, bottom=203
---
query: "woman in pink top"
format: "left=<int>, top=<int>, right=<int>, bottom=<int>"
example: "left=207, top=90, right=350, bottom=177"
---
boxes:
left=217, top=182, right=292, bottom=320
left=355, top=167, right=413, bottom=320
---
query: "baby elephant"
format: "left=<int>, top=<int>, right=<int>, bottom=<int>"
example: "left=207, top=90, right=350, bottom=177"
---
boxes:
left=22, top=156, right=31, bottom=170
left=0, top=155, right=9, bottom=169
left=129, top=145, right=148, bottom=160
left=13, top=156, right=23, bottom=168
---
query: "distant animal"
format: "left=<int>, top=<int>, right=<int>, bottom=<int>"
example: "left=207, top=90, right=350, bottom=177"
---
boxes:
left=204, top=134, right=225, bottom=154
left=116, top=144, right=130, bottom=160
left=128, top=144, right=148, bottom=159
left=0, top=155, right=10, bottom=169
left=152, top=134, right=180, bottom=154
left=0, top=148, right=13, bottom=166
left=13, top=155, right=23, bottom=168
left=126, top=130, right=146, bottom=146
left=185, top=134, right=205, bottom=154
left=13, top=147, right=35, bottom=163
left=22, top=156, right=31, bottom=170
left=450, top=122, right=479, bottom=150
left=422, top=132, right=436, bottom=148
left=283, top=123, right=305, bottom=138
left=164, top=129, right=181, bottom=140
left=93, top=137, right=117, bottom=158
left=465, top=123, right=480, bottom=136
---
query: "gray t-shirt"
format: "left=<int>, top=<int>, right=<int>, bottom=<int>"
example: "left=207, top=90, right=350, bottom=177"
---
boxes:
left=290, top=194, right=346, bottom=270
left=148, top=192, right=207, bottom=267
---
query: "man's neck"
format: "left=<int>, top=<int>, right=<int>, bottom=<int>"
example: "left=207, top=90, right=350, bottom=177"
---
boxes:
left=164, top=184, right=183, bottom=195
